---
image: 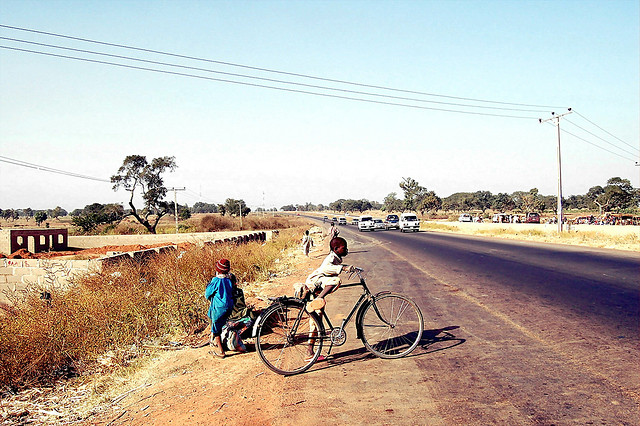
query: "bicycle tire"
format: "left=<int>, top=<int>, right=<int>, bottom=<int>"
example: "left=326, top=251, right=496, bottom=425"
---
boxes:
left=360, top=293, right=423, bottom=359
left=255, top=302, right=324, bottom=375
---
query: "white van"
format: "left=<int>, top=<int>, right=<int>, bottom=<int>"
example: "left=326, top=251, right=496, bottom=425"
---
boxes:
left=358, top=215, right=374, bottom=232
left=399, top=213, right=420, bottom=232
left=338, top=217, right=347, bottom=226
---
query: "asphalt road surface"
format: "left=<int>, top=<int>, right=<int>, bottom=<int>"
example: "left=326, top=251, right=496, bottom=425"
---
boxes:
left=281, top=222, right=639, bottom=425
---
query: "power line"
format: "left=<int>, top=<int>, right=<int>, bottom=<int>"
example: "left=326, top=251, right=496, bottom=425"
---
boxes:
left=0, top=36, right=550, bottom=113
left=573, top=110, right=637, bottom=152
left=0, top=155, right=111, bottom=182
left=0, top=45, right=541, bottom=119
left=541, top=123, right=637, bottom=162
left=0, top=23, right=567, bottom=109
left=564, top=117, right=639, bottom=157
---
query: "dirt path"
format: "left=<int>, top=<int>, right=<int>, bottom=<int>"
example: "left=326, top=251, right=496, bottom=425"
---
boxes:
left=84, top=248, right=324, bottom=425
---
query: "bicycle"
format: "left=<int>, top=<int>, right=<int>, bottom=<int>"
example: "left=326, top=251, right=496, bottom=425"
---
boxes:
left=254, top=267, right=424, bottom=375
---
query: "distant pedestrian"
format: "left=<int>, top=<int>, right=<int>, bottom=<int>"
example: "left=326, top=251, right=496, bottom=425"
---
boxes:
left=301, top=230, right=314, bottom=256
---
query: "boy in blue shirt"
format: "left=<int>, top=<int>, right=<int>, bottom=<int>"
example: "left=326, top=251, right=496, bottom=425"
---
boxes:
left=205, top=258, right=235, bottom=358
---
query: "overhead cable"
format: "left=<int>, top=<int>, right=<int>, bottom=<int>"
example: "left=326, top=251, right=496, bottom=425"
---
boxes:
left=0, top=23, right=566, bottom=109
left=573, top=110, right=638, bottom=152
left=0, top=155, right=111, bottom=182
left=0, top=45, right=541, bottom=120
left=564, top=117, right=638, bottom=157
left=0, top=36, right=549, bottom=113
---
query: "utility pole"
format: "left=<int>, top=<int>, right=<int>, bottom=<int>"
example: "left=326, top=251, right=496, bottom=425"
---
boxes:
left=539, top=108, right=572, bottom=233
left=238, top=200, right=243, bottom=229
left=168, top=187, right=186, bottom=234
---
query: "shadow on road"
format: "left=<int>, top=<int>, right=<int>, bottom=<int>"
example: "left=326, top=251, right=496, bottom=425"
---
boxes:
left=307, top=325, right=465, bottom=374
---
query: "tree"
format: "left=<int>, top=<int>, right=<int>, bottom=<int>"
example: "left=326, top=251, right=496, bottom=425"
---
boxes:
left=34, top=211, right=47, bottom=226
left=223, top=198, right=250, bottom=217
left=192, top=202, right=218, bottom=214
left=519, top=188, right=545, bottom=213
left=71, top=203, right=125, bottom=233
left=50, top=206, right=68, bottom=219
left=416, top=191, right=442, bottom=215
left=472, top=191, right=493, bottom=213
left=383, top=192, right=403, bottom=212
left=111, top=155, right=177, bottom=234
left=280, top=204, right=295, bottom=212
left=399, top=177, right=426, bottom=212
left=603, top=177, right=635, bottom=212
left=491, top=193, right=515, bottom=212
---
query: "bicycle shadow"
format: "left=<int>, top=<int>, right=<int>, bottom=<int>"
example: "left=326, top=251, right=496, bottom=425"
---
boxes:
left=309, top=325, right=465, bottom=373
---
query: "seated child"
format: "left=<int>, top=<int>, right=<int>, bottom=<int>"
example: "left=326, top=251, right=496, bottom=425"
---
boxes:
left=221, top=273, right=260, bottom=353
left=304, top=236, right=354, bottom=360
left=205, top=258, right=235, bottom=358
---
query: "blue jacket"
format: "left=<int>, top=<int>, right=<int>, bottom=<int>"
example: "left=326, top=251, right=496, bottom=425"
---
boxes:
left=205, top=275, right=234, bottom=319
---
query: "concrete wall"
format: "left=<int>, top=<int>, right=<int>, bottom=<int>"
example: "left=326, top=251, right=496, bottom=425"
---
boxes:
left=0, top=230, right=271, bottom=303
left=68, top=230, right=271, bottom=249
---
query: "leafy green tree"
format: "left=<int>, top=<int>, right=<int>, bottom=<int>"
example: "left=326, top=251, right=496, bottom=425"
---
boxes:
left=192, top=202, right=218, bottom=214
left=519, top=188, right=545, bottom=213
left=472, top=191, right=493, bottom=213
left=399, top=177, right=426, bottom=211
left=280, top=204, right=295, bottom=212
left=416, top=191, right=442, bottom=215
left=491, top=193, right=515, bottom=212
left=72, top=203, right=125, bottom=233
left=383, top=192, right=403, bottom=212
left=223, top=198, right=250, bottom=217
left=111, top=155, right=177, bottom=234
left=50, top=206, right=68, bottom=219
left=34, top=211, right=47, bottom=226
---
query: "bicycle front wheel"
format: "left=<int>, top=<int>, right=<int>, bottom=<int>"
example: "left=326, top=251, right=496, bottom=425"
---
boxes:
left=255, top=302, right=324, bottom=375
left=360, top=294, right=423, bottom=359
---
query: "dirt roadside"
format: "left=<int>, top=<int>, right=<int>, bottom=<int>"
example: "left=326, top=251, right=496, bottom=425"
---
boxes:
left=80, top=248, right=324, bottom=425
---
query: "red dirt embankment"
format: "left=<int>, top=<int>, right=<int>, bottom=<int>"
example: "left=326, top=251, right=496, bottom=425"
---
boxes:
left=1, top=243, right=196, bottom=260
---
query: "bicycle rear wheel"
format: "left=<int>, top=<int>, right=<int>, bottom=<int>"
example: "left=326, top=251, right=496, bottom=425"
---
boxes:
left=360, top=294, right=423, bottom=359
left=255, top=302, right=324, bottom=375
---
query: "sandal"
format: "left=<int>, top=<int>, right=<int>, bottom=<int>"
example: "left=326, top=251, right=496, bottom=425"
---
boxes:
left=209, top=344, right=226, bottom=359
left=304, top=354, right=326, bottom=362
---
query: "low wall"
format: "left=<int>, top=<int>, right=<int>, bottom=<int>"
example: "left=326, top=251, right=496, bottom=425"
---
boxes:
left=0, top=230, right=272, bottom=303
left=68, top=230, right=272, bottom=249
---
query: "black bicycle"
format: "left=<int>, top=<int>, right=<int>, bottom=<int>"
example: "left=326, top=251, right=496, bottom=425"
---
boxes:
left=254, top=268, right=424, bottom=375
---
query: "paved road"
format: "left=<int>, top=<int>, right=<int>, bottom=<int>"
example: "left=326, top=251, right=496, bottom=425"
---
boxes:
left=280, top=222, right=639, bottom=424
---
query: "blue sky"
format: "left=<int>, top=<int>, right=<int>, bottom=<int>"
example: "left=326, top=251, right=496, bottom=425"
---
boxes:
left=1, top=0, right=638, bottom=211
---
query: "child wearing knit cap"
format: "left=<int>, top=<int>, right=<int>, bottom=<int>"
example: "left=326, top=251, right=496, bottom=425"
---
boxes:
left=205, top=258, right=235, bottom=358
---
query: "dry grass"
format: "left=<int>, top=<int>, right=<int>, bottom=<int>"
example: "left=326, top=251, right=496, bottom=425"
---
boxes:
left=0, top=227, right=303, bottom=391
left=421, top=222, right=640, bottom=251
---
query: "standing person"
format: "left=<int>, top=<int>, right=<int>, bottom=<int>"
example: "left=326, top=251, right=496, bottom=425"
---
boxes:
left=301, top=230, right=314, bottom=257
left=328, top=222, right=339, bottom=240
left=205, top=258, right=235, bottom=358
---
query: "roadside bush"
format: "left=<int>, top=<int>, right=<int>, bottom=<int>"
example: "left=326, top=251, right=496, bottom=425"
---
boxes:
left=0, top=228, right=301, bottom=390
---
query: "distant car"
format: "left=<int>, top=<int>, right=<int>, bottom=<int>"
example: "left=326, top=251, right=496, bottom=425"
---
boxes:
left=358, top=215, right=374, bottom=232
left=351, top=217, right=359, bottom=226
left=384, top=214, right=400, bottom=230
left=399, top=213, right=420, bottom=232
left=323, top=216, right=328, bottom=222
left=373, top=218, right=385, bottom=231
left=524, top=212, right=541, bottom=223
left=458, top=214, right=473, bottom=222
left=338, top=217, right=347, bottom=226
left=332, top=217, right=338, bottom=223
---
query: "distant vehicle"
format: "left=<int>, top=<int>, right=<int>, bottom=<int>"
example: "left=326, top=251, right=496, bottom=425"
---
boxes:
left=458, top=214, right=473, bottom=222
left=323, top=216, right=328, bottom=222
left=373, top=218, right=385, bottom=231
left=524, top=212, right=541, bottom=224
left=332, top=217, right=338, bottom=222
left=384, top=214, right=400, bottom=230
left=351, top=217, right=359, bottom=226
left=399, top=213, right=420, bottom=232
left=338, top=217, right=347, bottom=226
left=358, top=215, right=374, bottom=232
